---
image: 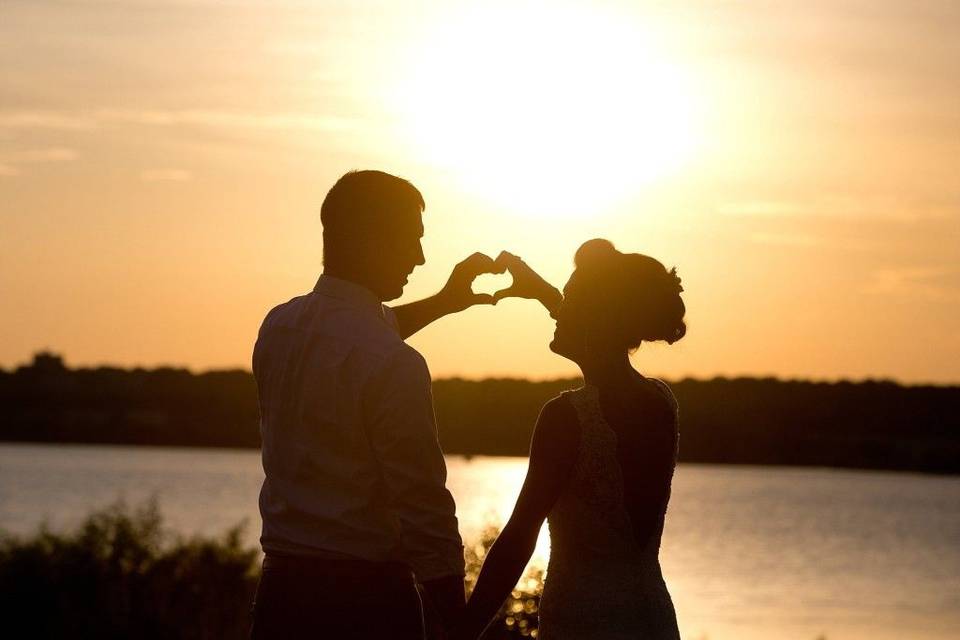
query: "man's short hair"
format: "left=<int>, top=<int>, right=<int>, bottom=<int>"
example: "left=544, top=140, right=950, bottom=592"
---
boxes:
left=321, top=170, right=425, bottom=267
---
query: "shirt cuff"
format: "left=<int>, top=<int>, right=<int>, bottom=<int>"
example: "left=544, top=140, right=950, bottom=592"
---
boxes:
left=409, top=543, right=466, bottom=582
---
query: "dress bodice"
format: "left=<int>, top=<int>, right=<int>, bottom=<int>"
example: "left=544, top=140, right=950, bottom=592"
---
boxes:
left=538, top=382, right=681, bottom=640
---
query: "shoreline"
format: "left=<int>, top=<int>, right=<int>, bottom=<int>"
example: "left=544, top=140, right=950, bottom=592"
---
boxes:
left=2, top=439, right=957, bottom=477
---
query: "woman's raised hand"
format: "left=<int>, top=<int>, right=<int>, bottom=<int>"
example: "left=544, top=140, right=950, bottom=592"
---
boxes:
left=493, top=251, right=563, bottom=316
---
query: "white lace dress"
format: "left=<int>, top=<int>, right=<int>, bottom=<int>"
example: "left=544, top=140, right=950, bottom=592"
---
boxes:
left=538, top=383, right=681, bottom=640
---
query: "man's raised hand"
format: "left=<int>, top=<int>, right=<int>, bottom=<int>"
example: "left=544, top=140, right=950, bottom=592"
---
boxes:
left=437, top=252, right=505, bottom=314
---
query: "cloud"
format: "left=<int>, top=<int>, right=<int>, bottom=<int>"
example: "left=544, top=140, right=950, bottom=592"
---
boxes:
left=719, top=197, right=957, bottom=222
left=0, top=112, right=98, bottom=131
left=0, top=108, right=359, bottom=134
left=101, top=108, right=359, bottom=132
left=0, top=147, right=79, bottom=178
left=140, top=169, right=192, bottom=182
left=9, top=148, right=79, bottom=163
left=45, top=0, right=266, bottom=6
left=750, top=232, right=822, bottom=248
left=718, top=201, right=809, bottom=217
left=863, top=267, right=960, bottom=301
left=262, top=41, right=328, bottom=56
left=749, top=232, right=886, bottom=252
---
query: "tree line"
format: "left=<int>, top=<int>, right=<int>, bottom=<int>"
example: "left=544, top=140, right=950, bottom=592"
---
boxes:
left=1, top=353, right=957, bottom=473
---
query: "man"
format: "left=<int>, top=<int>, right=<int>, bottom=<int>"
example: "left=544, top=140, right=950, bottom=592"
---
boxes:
left=250, top=170, right=501, bottom=639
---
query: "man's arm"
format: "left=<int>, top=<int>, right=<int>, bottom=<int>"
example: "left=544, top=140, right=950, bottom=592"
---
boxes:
left=365, top=345, right=466, bottom=627
left=392, top=253, right=502, bottom=339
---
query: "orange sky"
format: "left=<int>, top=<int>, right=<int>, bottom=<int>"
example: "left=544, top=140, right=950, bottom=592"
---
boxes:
left=1, top=0, right=958, bottom=383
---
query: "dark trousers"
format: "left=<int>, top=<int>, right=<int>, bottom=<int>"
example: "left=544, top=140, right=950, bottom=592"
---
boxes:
left=250, top=554, right=426, bottom=640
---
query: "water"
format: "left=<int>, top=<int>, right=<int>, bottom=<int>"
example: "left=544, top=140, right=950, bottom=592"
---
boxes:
left=1, top=444, right=958, bottom=640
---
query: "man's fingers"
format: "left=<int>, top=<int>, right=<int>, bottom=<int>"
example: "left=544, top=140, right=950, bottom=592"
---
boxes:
left=492, top=286, right=520, bottom=303
left=473, top=293, right=495, bottom=306
left=459, top=252, right=503, bottom=276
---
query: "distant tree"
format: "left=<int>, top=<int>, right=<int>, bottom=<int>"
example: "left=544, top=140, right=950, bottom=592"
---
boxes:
left=0, top=353, right=957, bottom=473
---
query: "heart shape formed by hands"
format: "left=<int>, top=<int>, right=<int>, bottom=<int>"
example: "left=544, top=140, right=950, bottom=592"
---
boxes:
left=490, top=251, right=563, bottom=313
left=470, top=271, right=514, bottom=298
left=443, top=251, right=559, bottom=311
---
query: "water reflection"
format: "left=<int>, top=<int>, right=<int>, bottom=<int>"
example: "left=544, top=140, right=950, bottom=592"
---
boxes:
left=1, top=445, right=958, bottom=640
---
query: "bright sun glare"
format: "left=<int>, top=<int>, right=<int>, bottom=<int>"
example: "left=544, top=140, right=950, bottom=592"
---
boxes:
left=390, top=3, right=701, bottom=218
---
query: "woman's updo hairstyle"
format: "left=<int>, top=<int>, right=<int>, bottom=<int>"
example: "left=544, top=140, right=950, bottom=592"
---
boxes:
left=571, top=238, right=686, bottom=349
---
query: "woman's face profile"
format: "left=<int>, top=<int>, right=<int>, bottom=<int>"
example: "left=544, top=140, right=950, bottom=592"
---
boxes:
left=549, top=273, right=587, bottom=361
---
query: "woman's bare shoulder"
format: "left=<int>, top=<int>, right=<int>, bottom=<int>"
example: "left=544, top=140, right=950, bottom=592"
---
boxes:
left=530, top=393, right=581, bottom=462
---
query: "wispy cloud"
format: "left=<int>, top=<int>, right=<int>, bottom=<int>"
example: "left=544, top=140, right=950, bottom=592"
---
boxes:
left=140, top=169, right=192, bottom=182
left=750, top=232, right=822, bottom=248
left=262, top=41, right=329, bottom=56
left=0, top=147, right=79, bottom=178
left=863, top=267, right=960, bottom=301
left=8, top=148, right=79, bottom=163
left=102, top=108, right=359, bottom=132
left=719, top=201, right=809, bottom=217
left=0, top=112, right=98, bottom=131
left=749, top=231, right=888, bottom=252
left=719, top=197, right=957, bottom=222
left=0, top=109, right=359, bottom=134
left=42, top=0, right=266, bottom=6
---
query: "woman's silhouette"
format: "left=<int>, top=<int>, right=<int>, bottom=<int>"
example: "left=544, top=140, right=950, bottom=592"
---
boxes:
left=457, top=239, right=686, bottom=639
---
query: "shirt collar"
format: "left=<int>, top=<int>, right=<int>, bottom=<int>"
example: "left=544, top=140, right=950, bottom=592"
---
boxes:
left=313, top=274, right=385, bottom=318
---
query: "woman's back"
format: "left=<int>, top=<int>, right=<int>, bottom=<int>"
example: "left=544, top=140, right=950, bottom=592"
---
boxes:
left=538, top=379, right=680, bottom=640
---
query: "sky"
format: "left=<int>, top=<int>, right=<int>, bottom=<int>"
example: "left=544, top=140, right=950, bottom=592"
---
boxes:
left=1, top=0, right=958, bottom=383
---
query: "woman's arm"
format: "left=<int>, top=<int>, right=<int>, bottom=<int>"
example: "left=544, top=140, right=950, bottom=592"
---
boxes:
left=455, top=396, right=580, bottom=639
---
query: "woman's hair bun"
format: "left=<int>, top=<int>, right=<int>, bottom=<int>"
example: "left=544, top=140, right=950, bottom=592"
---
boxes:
left=573, top=238, right=619, bottom=269
left=571, top=238, right=687, bottom=348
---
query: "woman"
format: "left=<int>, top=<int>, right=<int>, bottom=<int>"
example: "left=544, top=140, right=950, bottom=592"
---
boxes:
left=457, top=239, right=686, bottom=639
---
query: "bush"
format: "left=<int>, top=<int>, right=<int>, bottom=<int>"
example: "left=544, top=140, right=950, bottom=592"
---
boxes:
left=0, top=500, right=259, bottom=639
left=0, top=504, right=542, bottom=639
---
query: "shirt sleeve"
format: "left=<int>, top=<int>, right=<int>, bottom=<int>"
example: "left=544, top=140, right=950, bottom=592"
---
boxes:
left=365, top=344, right=464, bottom=581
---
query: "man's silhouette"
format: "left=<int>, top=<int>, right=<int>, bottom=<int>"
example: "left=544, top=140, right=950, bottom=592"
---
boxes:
left=249, top=170, right=499, bottom=639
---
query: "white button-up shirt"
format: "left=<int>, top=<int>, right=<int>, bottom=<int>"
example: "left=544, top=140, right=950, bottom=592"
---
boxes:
left=253, top=275, right=464, bottom=581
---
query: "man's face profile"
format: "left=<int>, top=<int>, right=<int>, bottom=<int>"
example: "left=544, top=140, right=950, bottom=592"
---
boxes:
left=367, top=209, right=425, bottom=301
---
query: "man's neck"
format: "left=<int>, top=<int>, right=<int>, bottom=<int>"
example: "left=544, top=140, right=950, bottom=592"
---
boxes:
left=320, top=268, right=382, bottom=301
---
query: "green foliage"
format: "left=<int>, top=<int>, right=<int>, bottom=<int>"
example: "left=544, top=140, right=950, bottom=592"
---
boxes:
left=0, top=500, right=259, bottom=639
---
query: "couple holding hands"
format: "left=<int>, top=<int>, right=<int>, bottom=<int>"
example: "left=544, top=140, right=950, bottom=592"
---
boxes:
left=250, top=170, right=686, bottom=639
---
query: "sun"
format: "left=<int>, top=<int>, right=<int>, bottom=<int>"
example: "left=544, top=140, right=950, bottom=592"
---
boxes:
left=388, top=2, right=701, bottom=218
